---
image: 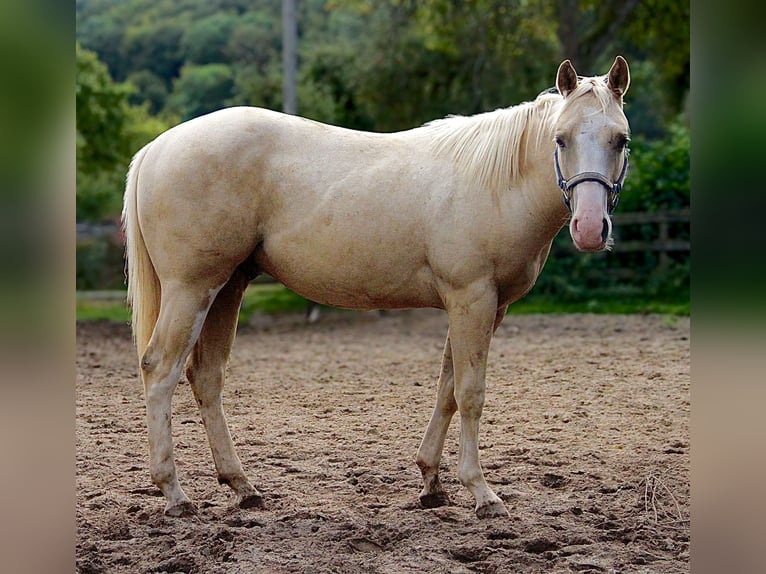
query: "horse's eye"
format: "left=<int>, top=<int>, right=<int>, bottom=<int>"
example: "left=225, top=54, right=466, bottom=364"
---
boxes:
left=555, top=136, right=566, bottom=148
left=615, top=135, right=629, bottom=150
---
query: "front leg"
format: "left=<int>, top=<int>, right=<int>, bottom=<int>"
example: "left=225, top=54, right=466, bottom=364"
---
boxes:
left=446, top=283, right=508, bottom=518
left=416, top=304, right=508, bottom=509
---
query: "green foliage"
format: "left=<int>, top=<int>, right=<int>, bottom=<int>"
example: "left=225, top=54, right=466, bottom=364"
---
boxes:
left=76, top=43, right=171, bottom=221
left=76, top=44, right=132, bottom=220
left=167, top=64, right=235, bottom=120
left=76, top=0, right=690, bottom=308
left=76, top=236, right=126, bottom=290
left=75, top=169, right=124, bottom=222
left=76, top=44, right=132, bottom=175
left=124, top=21, right=186, bottom=83
left=622, top=0, right=690, bottom=115
left=76, top=0, right=688, bottom=131
left=125, top=70, right=168, bottom=114
left=533, top=120, right=690, bottom=304
left=621, top=121, right=691, bottom=211
left=182, top=13, right=239, bottom=65
left=312, top=1, right=560, bottom=131
left=508, top=294, right=689, bottom=316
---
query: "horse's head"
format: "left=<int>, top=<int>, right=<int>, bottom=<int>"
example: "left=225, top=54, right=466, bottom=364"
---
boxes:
left=553, top=56, right=630, bottom=252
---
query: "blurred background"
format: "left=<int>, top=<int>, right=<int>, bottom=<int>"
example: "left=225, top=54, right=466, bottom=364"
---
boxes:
left=75, top=0, right=690, bottom=317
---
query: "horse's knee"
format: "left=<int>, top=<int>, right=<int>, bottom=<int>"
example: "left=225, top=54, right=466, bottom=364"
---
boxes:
left=140, top=345, right=182, bottom=388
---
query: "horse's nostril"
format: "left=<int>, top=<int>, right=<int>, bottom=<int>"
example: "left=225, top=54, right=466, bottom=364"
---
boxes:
left=601, top=219, right=609, bottom=243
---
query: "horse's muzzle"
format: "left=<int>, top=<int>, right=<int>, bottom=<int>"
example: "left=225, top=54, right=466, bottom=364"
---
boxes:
left=569, top=184, right=612, bottom=252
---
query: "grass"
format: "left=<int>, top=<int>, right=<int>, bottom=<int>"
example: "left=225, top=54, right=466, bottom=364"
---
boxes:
left=506, top=295, right=689, bottom=316
left=76, top=295, right=131, bottom=323
left=76, top=284, right=689, bottom=323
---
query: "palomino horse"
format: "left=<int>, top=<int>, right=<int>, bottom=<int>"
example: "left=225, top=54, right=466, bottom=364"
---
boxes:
left=123, top=57, right=630, bottom=519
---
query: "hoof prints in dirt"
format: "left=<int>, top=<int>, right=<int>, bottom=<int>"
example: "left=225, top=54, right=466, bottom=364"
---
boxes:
left=77, top=313, right=689, bottom=573
left=147, top=554, right=199, bottom=573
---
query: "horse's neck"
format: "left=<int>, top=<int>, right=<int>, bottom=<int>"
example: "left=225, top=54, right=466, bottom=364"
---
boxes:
left=499, top=100, right=568, bottom=231
left=414, top=99, right=567, bottom=239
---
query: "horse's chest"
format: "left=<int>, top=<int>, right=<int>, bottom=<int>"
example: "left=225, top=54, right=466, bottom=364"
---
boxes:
left=494, top=244, right=552, bottom=305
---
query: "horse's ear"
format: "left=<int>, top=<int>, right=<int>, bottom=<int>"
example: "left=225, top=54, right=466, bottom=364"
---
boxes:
left=556, top=60, right=578, bottom=98
left=607, top=56, right=630, bottom=99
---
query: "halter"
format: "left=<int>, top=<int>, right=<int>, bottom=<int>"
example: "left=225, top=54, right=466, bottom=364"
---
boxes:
left=554, top=146, right=629, bottom=215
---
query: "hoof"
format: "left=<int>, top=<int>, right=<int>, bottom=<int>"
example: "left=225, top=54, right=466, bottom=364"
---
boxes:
left=164, top=500, right=197, bottom=518
left=237, top=491, right=265, bottom=510
left=419, top=491, right=451, bottom=509
left=475, top=500, right=508, bottom=519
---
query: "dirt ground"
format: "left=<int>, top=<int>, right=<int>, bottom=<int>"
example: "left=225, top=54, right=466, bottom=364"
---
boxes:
left=76, top=309, right=689, bottom=573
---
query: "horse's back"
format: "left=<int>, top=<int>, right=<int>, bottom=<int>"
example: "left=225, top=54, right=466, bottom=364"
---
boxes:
left=131, top=107, right=446, bottom=308
left=138, top=106, right=416, bottom=210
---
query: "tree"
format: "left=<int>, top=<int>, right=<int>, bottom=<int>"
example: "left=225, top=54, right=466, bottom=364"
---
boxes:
left=554, top=0, right=689, bottom=117
left=122, top=21, right=186, bottom=86
left=167, top=64, right=235, bottom=120
left=76, top=0, right=690, bottom=132
left=554, top=0, right=641, bottom=72
left=182, top=13, right=239, bottom=65
left=317, top=0, right=561, bottom=130
left=126, top=70, right=168, bottom=115
left=76, top=44, right=169, bottom=220
left=76, top=43, right=131, bottom=175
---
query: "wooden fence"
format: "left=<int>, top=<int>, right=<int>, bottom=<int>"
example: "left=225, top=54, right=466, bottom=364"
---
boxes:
left=608, top=208, right=690, bottom=276
left=77, top=209, right=690, bottom=292
left=612, top=208, right=690, bottom=252
left=546, top=208, right=690, bottom=283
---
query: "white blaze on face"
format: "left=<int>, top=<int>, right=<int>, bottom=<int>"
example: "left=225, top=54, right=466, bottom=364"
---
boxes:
left=563, top=111, right=617, bottom=252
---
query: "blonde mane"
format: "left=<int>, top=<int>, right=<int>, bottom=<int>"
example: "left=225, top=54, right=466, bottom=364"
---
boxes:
left=417, top=94, right=560, bottom=195
left=418, top=76, right=619, bottom=195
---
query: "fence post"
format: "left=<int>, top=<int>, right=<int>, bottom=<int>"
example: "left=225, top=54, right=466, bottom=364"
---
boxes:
left=657, top=205, right=670, bottom=271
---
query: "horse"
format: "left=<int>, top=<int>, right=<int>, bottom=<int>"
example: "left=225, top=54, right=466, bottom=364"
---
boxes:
left=123, top=56, right=631, bottom=519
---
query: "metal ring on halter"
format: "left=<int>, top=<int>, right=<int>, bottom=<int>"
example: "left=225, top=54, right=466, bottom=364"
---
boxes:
left=554, top=147, right=628, bottom=215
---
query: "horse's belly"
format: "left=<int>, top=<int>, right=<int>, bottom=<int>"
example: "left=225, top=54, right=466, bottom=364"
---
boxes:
left=255, top=239, right=440, bottom=310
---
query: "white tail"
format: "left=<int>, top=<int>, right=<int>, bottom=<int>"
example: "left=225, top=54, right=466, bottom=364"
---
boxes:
left=122, top=144, right=161, bottom=360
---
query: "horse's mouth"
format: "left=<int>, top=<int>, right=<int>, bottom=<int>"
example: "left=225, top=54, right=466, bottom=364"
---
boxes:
left=571, top=217, right=610, bottom=250
left=569, top=184, right=612, bottom=252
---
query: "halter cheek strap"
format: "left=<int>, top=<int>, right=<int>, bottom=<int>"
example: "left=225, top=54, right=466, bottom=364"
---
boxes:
left=554, top=147, right=628, bottom=214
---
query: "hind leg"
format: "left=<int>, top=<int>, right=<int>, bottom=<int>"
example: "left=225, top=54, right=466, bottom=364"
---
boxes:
left=416, top=334, right=457, bottom=508
left=186, top=271, right=264, bottom=509
left=141, top=280, right=222, bottom=516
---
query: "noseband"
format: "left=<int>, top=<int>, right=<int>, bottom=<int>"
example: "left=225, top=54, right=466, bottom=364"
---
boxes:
left=554, top=147, right=628, bottom=214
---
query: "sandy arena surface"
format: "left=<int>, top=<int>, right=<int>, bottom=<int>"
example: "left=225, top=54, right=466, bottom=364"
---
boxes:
left=76, top=309, right=689, bottom=573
